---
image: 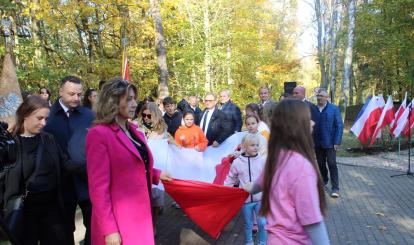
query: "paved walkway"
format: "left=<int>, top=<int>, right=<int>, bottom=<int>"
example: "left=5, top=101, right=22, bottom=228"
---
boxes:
left=75, top=157, right=414, bottom=244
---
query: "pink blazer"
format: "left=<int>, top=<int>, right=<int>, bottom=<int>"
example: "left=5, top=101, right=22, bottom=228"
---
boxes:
left=86, top=123, right=161, bottom=245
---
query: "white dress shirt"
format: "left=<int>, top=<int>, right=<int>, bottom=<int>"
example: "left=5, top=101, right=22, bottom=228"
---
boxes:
left=200, top=108, right=215, bottom=136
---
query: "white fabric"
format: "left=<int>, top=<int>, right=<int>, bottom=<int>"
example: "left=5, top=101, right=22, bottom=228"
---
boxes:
left=258, top=121, right=270, bottom=134
left=149, top=131, right=247, bottom=189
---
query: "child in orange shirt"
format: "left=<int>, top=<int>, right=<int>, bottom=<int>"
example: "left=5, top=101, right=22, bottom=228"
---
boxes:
left=175, top=111, right=209, bottom=152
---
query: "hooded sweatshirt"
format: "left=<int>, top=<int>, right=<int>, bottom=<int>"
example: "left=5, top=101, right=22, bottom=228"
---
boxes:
left=174, top=124, right=209, bottom=151
left=224, top=153, right=265, bottom=203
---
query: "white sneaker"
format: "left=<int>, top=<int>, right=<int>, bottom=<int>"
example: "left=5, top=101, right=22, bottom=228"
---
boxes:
left=330, top=191, right=339, bottom=198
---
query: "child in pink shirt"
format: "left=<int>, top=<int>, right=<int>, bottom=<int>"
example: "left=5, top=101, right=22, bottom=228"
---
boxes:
left=245, top=99, right=329, bottom=245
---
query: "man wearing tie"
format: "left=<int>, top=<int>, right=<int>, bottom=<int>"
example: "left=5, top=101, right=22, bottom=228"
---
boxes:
left=199, top=93, right=233, bottom=147
left=44, top=76, right=94, bottom=245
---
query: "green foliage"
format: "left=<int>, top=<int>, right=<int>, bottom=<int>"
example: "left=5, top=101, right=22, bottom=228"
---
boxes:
left=2, top=0, right=301, bottom=106
left=352, top=0, right=414, bottom=102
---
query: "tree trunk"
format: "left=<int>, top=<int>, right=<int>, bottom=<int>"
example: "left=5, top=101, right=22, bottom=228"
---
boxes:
left=339, top=0, right=356, bottom=115
left=203, top=0, right=212, bottom=92
left=328, top=0, right=340, bottom=102
left=315, top=0, right=328, bottom=88
left=226, top=31, right=233, bottom=85
left=150, top=0, right=169, bottom=96
left=183, top=0, right=197, bottom=89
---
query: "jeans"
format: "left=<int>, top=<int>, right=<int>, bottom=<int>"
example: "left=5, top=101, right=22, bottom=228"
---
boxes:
left=315, top=147, right=339, bottom=191
left=241, top=201, right=267, bottom=245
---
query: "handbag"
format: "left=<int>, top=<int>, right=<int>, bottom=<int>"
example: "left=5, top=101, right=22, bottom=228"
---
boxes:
left=3, top=142, right=43, bottom=238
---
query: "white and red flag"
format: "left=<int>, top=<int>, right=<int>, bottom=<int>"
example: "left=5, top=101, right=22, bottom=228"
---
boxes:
left=370, top=96, right=395, bottom=145
left=391, top=99, right=413, bottom=138
left=390, top=92, right=407, bottom=131
left=351, top=95, right=385, bottom=145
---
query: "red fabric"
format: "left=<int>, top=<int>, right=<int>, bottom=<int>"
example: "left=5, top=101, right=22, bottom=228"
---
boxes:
left=163, top=179, right=248, bottom=239
left=213, top=156, right=235, bottom=185
left=213, top=146, right=241, bottom=185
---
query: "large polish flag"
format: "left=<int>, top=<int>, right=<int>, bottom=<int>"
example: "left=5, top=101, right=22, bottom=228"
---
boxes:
left=392, top=99, right=413, bottom=138
left=369, top=96, right=395, bottom=145
left=351, top=95, right=385, bottom=145
left=390, top=92, right=407, bottom=131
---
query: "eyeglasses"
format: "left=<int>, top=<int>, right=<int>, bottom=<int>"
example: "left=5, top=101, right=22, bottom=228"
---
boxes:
left=142, top=113, right=152, bottom=119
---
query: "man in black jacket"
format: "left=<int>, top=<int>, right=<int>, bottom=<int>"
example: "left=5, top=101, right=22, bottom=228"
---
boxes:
left=163, top=96, right=183, bottom=137
left=188, top=96, right=203, bottom=124
left=199, top=93, right=233, bottom=146
left=219, top=89, right=242, bottom=133
left=44, top=76, right=94, bottom=245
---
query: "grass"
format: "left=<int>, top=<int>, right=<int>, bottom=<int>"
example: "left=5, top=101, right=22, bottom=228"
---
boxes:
left=337, top=130, right=366, bottom=157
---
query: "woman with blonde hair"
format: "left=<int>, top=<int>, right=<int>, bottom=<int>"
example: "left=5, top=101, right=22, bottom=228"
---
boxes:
left=86, top=77, right=172, bottom=245
left=135, top=102, right=173, bottom=141
left=134, top=101, right=177, bottom=231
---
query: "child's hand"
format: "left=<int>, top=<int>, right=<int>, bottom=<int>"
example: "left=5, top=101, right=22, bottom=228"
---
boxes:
left=231, top=151, right=241, bottom=158
left=243, top=182, right=254, bottom=193
left=195, top=146, right=201, bottom=152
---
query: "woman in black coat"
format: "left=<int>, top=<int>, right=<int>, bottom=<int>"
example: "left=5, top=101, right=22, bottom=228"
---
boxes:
left=0, top=96, right=78, bottom=245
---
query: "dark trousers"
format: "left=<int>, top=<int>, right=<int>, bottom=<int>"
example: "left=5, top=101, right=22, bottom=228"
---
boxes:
left=79, top=199, right=92, bottom=245
left=21, top=192, right=71, bottom=245
left=315, top=147, right=339, bottom=191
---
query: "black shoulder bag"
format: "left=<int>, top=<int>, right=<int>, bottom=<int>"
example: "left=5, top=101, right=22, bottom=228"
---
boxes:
left=3, top=142, right=44, bottom=238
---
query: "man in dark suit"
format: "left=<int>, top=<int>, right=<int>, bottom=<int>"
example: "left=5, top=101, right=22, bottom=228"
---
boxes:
left=44, top=76, right=94, bottom=245
left=189, top=96, right=202, bottom=124
left=219, top=89, right=242, bottom=133
left=177, top=97, right=191, bottom=113
left=258, top=85, right=276, bottom=108
left=293, top=85, right=316, bottom=120
left=199, top=93, right=233, bottom=146
left=293, top=86, right=312, bottom=105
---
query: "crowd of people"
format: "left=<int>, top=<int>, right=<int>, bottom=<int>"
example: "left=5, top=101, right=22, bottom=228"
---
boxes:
left=0, top=76, right=343, bottom=245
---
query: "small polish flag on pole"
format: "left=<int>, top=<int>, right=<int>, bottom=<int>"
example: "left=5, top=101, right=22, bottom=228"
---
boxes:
left=350, top=95, right=385, bottom=145
left=392, top=99, right=414, bottom=138
left=390, top=92, right=407, bottom=131
left=370, top=96, right=395, bottom=145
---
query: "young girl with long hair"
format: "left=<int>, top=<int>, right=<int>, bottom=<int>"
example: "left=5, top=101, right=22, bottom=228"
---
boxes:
left=245, top=99, right=329, bottom=245
left=245, top=103, right=269, bottom=139
left=174, top=111, right=208, bottom=152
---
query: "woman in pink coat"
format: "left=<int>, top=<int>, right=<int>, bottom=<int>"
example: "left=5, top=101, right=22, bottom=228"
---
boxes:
left=86, top=77, right=172, bottom=245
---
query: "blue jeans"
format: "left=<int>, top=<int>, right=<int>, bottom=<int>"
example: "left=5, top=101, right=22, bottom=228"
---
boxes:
left=241, top=201, right=267, bottom=244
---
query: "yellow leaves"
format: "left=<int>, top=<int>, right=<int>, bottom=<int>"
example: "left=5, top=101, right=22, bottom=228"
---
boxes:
left=258, top=60, right=300, bottom=74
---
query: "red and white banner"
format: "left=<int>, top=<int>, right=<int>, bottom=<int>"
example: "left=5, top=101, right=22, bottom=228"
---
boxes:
left=392, top=99, right=413, bottom=138
left=390, top=92, right=407, bottom=131
left=370, top=96, right=394, bottom=145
